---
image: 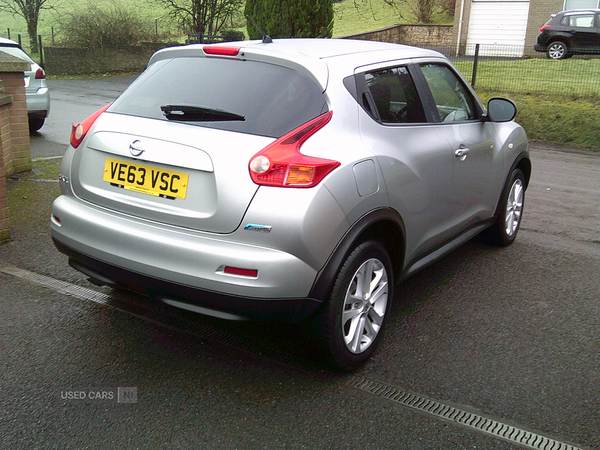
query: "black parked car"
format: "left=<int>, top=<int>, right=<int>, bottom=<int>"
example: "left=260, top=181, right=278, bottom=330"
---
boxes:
left=534, top=9, right=600, bottom=59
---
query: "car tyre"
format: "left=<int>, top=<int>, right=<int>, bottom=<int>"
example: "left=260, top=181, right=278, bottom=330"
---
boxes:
left=485, top=168, right=525, bottom=247
left=29, top=117, right=45, bottom=133
left=546, top=41, right=568, bottom=60
left=309, top=240, right=393, bottom=371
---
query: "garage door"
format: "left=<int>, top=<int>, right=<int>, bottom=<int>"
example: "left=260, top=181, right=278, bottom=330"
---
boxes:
left=466, top=0, right=530, bottom=56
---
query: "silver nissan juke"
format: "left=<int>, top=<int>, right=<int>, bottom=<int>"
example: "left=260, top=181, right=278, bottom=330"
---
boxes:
left=51, top=39, right=530, bottom=371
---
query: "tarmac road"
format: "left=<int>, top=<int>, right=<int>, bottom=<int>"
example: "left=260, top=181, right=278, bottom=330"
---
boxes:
left=1, top=77, right=599, bottom=449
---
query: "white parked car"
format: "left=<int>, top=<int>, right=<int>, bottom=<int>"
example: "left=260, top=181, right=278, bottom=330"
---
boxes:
left=0, top=37, right=50, bottom=132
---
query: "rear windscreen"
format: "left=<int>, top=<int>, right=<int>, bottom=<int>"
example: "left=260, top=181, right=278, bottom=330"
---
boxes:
left=109, top=57, right=328, bottom=138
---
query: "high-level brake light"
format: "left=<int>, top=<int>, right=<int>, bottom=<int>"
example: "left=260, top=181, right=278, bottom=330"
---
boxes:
left=202, top=46, right=241, bottom=56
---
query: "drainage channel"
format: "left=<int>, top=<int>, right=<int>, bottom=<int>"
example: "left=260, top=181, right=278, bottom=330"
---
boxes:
left=0, top=265, right=589, bottom=450
left=347, top=376, right=585, bottom=450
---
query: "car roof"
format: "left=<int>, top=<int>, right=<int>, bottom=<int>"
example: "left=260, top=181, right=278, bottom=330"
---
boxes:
left=150, top=38, right=444, bottom=91
left=239, top=38, right=440, bottom=59
left=559, top=9, right=600, bottom=15
left=0, top=37, right=20, bottom=47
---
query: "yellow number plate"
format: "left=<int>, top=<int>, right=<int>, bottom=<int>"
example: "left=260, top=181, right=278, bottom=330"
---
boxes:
left=103, top=158, right=189, bottom=199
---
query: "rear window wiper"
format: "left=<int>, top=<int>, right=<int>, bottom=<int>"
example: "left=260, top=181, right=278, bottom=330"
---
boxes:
left=161, top=105, right=245, bottom=122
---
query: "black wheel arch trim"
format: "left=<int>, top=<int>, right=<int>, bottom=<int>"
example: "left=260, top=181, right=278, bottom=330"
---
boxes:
left=548, top=37, right=571, bottom=48
left=493, top=151, right=531, bottom=218
left=509, top=151, right=531, bottom=188
left=308, top=208, right=406, bottom=303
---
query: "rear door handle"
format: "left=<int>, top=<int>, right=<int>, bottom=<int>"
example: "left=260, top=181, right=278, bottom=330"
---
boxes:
left=455, top=147, right=470, bottom=160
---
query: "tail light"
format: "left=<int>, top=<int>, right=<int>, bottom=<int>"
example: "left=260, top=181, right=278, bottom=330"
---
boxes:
left=540, top=24, right=552, bottom=32
left=249, top=111, right=339, bottom=188
left=70, top=103, right=111, bottom=149
left=35, top=68, right=46, bottom=79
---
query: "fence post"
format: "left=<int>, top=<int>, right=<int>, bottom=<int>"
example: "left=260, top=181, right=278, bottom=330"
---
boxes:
left=471, top=44, right=480, bottom=88
left=17, top=34, right=22, bottom=48
left=7, top=29, right=10, bottom=40
left=38, top=35, right=44, bottom=66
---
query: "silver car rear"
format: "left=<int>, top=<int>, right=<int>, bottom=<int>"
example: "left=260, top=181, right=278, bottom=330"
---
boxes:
left=52, top=39, right=530, bottom=371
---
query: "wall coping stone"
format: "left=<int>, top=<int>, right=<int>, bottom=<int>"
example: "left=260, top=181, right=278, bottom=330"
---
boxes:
left=345, top=23, right=453, bottom=39
left=0, top=50, right=30, bottom=72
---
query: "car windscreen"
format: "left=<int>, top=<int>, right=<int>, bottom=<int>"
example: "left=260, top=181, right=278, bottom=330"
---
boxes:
left=109, top=57, right=328, bottom=138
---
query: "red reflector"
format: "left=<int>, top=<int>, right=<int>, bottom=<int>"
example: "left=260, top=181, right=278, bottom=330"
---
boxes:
left=224, top=267, right=258, bottom=277
left=203, top=46, right=241, bottom=56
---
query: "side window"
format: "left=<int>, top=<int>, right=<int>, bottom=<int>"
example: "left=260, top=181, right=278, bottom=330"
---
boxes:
left=364, top=66, right=426, bottom=124
left=420, top=63, right=478, bottom=123
left=569, top=14, right=594, bottom=28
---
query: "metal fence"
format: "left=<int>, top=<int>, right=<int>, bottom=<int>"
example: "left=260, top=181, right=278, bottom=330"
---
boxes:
left=426, top=43, right=600, bottom=100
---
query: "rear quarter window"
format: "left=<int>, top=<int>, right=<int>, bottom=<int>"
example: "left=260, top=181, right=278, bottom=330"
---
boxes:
left=109, top=57, right=328, bottom=138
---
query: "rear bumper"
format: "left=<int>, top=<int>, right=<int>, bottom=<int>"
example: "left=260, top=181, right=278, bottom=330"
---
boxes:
left=25, top=88, right=50, bottom=117
left=533, top=44, right=545, bottom=52
left=51, top=195, right=324, bottom=322
left=54, top=239, right=321, bottom=323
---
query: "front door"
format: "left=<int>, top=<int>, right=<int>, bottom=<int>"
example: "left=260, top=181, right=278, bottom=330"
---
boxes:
left=566, top=12, right=600, bottom=50
left=418, top=63, right=500, bottom=231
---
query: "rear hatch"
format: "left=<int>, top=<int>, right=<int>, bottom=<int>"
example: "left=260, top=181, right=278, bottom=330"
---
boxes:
left=69, top=49, right=329, bottom=234
left=23, top=62, right=39, bottom=94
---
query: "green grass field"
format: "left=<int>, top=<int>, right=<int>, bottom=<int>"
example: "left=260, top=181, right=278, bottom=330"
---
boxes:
left=454, top=58, right=600, bottom=99
left=1, top=0, right=452, bottom=47
left=453, top=57, right=600, bottom=148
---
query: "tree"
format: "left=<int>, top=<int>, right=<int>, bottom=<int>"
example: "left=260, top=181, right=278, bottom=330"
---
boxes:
left=57, top=3, right=153, bottom=49
left=151, top=0, right=244, bottom=36
left=245, top=0, right=334, bottom=39
left=383, top=0, right=441, bottom=24
left=0, top=0, right=58, bottom=53
left=350, top=0, right=446, bottom=25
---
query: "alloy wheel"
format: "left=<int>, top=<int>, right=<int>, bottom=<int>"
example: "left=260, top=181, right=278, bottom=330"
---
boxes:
left=504, top=178, right=524, bottom=237
left=342, top=258, right=389, bottom=354
left=548, top=42, right=567, bottom=60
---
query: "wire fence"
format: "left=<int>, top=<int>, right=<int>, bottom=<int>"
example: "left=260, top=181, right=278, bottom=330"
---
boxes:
left=426, top=43, right=600, bottom=100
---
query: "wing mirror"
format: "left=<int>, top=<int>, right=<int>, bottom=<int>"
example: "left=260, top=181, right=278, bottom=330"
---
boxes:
left=486, top=98, right=517, bottom=122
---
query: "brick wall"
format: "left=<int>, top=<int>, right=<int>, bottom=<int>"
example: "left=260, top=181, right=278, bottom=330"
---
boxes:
left=44, top=44, right=170, bottom=76
left=1, top=54, right=31, bottom=244
left=0, top=106, right=8, bottom=243
left=0, top=72, right=31, bottom=175
left=345, top=24, right=454, bottom=48
left=525, top=0, right=563, bottom=48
